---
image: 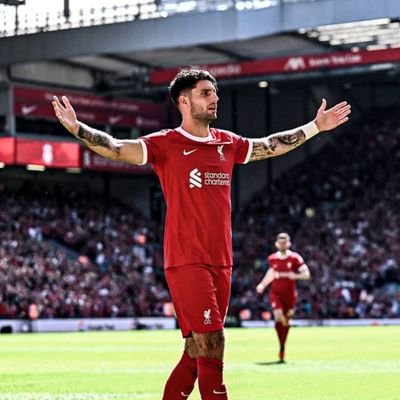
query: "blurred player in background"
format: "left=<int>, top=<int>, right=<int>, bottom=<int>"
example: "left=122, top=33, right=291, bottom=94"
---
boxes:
left=53, top=68, right=350, bottom=400
left=257, top=232, right=310, bottom=363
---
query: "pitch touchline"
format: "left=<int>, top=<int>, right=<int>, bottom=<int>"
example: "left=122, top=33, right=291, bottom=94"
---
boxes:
left=0, top=394, right=156, bottom=400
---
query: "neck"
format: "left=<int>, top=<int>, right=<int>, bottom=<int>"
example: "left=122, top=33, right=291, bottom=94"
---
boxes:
left=180, top=120, right=210, bottom=138
left=279, top=250, right=288, bottom=256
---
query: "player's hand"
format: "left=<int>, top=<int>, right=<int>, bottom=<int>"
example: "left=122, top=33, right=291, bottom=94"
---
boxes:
left=274, top=271, right=281, bottom=279
left=314, top=99, right=351, bottom=132
left=52, top=96, right=80, bottom=135
left=256, top=283, right=265, bottom=294
left=287, top=272, right=297, bottom=280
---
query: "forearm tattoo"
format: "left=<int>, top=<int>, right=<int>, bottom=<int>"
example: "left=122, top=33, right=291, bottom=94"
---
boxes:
left=276, top=129, right=306, bottom=146
left=249, top=129, right=306, bottom=161
left=77, top=124, right=120, bottom=155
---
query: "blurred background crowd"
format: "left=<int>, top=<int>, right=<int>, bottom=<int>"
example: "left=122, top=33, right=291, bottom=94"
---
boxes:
left=1, top=109, right=400, bottom=321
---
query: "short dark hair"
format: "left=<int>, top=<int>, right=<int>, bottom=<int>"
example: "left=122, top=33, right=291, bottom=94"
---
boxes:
left=276, top=232, right=291, bottom=241
left=168, top=68, right=218, bottom=106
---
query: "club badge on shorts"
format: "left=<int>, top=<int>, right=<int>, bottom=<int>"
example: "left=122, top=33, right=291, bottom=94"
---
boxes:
left=204, top=309, right=211, bottom=325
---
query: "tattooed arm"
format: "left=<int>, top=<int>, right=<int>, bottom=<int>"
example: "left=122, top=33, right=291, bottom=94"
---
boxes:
left=75, top=122, right=144, bottom=164
left=52, top=96, right=144, bottom=165
left=249, top=125, right=310, bottom=162
left=248, top=98, right=351, bottom=162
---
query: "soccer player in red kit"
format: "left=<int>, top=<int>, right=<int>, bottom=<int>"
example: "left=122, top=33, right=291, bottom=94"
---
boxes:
left=52, top=68, right=350, bottom=399
left=256, top=233, right=310, bottom=363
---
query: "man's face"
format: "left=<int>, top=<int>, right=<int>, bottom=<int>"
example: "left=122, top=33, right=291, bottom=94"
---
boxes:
left=184, top=80, right=219, bottom=124
left=275, top=235, right=291, bottom=252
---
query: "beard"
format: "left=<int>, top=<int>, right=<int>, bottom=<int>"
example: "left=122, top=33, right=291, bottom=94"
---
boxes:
left=189, top=100, right=217, bottom=125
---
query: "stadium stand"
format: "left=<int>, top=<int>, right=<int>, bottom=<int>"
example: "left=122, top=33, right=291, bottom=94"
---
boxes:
left=0, top=185, right=167, bottom=319
left=1, top=109, right=399, bottom=321
left=231, top=107, right=400, bottom=320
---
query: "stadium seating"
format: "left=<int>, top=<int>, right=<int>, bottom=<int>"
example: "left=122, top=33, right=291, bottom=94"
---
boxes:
left=231, top=107, right=400, bottom=320
left=1, top=109, right=399, bottom=320
left=0, top=187, right=168, bottom=318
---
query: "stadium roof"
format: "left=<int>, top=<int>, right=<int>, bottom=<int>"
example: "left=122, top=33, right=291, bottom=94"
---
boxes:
left=1, top=0, right=400, bottom=95
left=66, top=33, right=326, bottom=72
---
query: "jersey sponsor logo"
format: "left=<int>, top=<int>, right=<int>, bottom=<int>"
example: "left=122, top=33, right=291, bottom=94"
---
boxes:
left=183, top=149, right=198, bottom=156
left=204, top=308, right=211, bottom=325
left=189, top=168, right=230, bottom=188
left=189, top=168, right=202, bottom=188
left=205, top=171, right=229, bottom=186
left=217, top=145, right=226, bottom=161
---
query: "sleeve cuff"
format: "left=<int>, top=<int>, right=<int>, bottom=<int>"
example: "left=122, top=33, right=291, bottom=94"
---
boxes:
left=243, top=139, right=253, bottom=164
left=298, top=264, right=307, bottom=272
left=138, top=139, right=148, bottom=165
left=303, top=121, right=319, bottom=140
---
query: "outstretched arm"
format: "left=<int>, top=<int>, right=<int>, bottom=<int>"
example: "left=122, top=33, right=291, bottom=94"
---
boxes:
left=248, top=99, right=351, bottom=162
left=52, top=96, right=145, bottom=165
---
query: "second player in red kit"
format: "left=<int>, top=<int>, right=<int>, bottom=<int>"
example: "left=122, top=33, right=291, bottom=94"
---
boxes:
left=53, top=68, right=351, bottom=399
left=257, top=233, right=311, bottom=362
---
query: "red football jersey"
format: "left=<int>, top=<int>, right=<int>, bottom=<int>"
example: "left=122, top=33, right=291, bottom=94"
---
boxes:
left=138, top=127, right=252, bottom=268
left=268, top=250, right=305, bottom=295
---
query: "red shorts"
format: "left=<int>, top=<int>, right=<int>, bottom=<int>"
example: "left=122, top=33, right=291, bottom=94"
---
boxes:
left=165, top=264, right=232, bottom=338
left=269, top=291, right=297, bottom=314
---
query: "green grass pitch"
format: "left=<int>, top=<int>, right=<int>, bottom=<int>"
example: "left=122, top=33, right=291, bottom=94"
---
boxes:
left=0, top=326, right=399, bottom=399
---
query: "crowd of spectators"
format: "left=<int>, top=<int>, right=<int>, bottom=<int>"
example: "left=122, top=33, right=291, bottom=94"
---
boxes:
left=1, top=108, right=400, bottom=320
left=231, top=108, right=400, bottom=320
left=0, top=188, right=168, bottom=319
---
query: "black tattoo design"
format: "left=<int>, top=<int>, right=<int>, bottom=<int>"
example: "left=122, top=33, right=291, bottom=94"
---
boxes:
left=250, top=141, right=275, bottom=160
left=277, top=129, right=306, bottom=146
left=249, top=129, right=306, bottom=161
left=77, top=124, right=120, bottom=155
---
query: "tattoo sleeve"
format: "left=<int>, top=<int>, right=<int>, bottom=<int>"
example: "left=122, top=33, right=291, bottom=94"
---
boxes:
left=77, top=123, right=120, bottom=155
left=249, top=128, right=306, bottom=162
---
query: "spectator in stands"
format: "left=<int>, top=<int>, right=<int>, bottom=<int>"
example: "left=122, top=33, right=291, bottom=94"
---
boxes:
left=1, top=108, right=400, bottom=320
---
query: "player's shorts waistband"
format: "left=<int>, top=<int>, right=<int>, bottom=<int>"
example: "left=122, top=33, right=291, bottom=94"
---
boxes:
left=165, top=263, right=233, bottom=270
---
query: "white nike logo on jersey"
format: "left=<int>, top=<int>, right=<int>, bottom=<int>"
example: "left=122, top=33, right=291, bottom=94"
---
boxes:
left=213, top=390, right=227, bottom=395
left=181, top=392, right=190, bottom=397
left=183, top=149, right=198, bottom=156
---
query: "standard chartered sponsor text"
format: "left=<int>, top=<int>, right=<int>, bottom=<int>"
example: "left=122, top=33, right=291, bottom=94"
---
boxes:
left=204, top=171, right=230, bottom=186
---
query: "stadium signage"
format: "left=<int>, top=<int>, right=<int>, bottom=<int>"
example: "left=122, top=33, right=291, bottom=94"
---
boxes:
left=15, top=138, right=81, bottom=168
left=150, top=47, right=400, bottom=84
left=0, top=137, right=152, bottom=173
left=13, top=85, right=165, bottom=129
left=0, top=318, right=176, bottom=333
left=0, top=137, right=15, bottom=165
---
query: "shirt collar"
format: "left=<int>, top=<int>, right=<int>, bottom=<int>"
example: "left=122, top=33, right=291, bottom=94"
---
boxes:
left=176, top=126, right=213, bottom=142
